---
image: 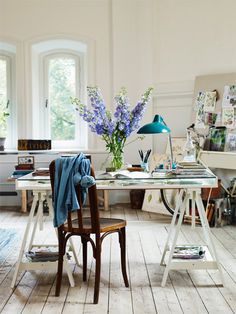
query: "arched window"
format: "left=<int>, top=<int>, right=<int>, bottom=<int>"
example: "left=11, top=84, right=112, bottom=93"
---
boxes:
left=0, top=43, right=16, bottom=149
left=31, top=39, right=87, bottom=150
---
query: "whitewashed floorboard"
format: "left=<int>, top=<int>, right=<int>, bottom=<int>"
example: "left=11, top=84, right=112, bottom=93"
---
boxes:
left=139, top=227, right=183, bottom=313
left=181, top=225, right=236, bottom=313
left=0, top=207, right=235, bottom=313
left=108, top=232, right=133, bottom=314
left=127, top=230, right=157, bottom=314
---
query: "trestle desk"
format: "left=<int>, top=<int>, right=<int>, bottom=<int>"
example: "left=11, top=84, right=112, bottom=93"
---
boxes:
left=12, top=167, right=223, bottom=288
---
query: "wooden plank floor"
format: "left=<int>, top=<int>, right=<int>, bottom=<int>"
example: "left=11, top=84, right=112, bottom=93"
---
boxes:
left=0, top=205, right=236, bottom=313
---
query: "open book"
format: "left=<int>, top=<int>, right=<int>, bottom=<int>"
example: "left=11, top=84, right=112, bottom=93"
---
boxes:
left=96, top=170, right=150, bottom=180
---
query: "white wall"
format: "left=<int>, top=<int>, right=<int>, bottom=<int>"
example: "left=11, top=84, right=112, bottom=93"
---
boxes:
left=153, top=0, right=236, bottom=141
left=1, top=0, right=236, bottom=205
left=0, top=0, right=155, bottom=160
left=1, top=0, right=236, bottom=151
left=154, top=0, right=236, bottom=83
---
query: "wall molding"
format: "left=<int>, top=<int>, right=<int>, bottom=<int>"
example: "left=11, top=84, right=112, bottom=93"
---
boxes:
left=152, top=79, right=194, bottom=108
left=154, top=91, right=193, bottom=99
left=153, top=79, right=194, bottom=98
left=155, top=102, right=191, bottom=109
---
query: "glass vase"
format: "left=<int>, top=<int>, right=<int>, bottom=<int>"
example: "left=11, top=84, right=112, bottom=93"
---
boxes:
left=105, top=146, right=124, bottom=171
left=104, top=140, right=125, bottom=171
left=110, top=152, right=123, bottom=171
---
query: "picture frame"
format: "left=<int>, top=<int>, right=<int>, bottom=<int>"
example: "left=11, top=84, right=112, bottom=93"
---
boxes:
left=225, top=133, right=236, bottom=152
left=209, top=127, right=226, bottom=151
left=142, top=189, right=172, bottom=216
left=165, top=137, right=186, bottom=162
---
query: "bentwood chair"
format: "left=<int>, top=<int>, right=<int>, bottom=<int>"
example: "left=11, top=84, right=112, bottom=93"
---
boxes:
left=49, top=160, right=129, bottom=304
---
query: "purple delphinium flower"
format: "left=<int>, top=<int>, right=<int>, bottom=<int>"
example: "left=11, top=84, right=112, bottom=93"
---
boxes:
left=71, top=86, right=153, bottom=159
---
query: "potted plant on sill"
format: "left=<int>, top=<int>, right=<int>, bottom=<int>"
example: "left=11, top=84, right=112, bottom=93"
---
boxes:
left=0, top=102, right=10, bottom=151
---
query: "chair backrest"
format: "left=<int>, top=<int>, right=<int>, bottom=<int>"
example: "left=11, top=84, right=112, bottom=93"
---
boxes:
left=49, top=158, right=100, bottom=234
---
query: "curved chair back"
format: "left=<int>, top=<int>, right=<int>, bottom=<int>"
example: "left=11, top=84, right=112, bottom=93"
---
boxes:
left=49, top=158, right=100, bottom=234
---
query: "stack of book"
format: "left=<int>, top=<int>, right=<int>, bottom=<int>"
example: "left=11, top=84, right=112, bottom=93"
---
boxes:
left=25, top=249, right=59, bottom=262
left=184, top=203, right=216, bottom=227
left=184, top=215, right=201, bottom=225
left=25, top=249, right=71, bottom=262
left=15, top=163, right=34, bottom=171
left=173, top=245, right=205, bottom=259
left=11, top=162, right=34, bottom=179
left=206, top=202, right=215, bottom=227
left=177, top=161, right=205, bottom=169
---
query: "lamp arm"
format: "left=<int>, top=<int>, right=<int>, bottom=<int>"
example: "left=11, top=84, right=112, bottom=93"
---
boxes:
left=168, top=133, right=174, bottom=169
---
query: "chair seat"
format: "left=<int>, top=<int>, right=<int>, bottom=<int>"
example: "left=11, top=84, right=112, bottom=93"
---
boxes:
left=63, top=217, right=126, bottom=233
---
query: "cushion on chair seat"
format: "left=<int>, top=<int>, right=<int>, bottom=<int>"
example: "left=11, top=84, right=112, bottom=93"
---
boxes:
left=63, top=217, right=126, bottom=233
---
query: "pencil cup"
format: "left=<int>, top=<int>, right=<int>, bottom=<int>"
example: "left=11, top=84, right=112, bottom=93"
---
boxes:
left=141, top=162, right=149, bottom=172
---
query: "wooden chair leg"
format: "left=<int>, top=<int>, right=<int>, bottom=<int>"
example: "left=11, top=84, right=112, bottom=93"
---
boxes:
left=93, top=236, right=101, bottom=304
left=119, top=227, right=129, bottom=287
left=81, top=236, right=88, bottom=281
left=55, top=228, right=66, bottom=296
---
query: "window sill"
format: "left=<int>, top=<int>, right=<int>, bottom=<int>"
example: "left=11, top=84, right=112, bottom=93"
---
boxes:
left=0, top=149, right=107, bottom=155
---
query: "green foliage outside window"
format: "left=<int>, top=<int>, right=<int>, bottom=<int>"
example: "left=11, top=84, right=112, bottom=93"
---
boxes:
left=49, top=57, right=76, bottom=141
left=0, top=59, right=9, bottom=137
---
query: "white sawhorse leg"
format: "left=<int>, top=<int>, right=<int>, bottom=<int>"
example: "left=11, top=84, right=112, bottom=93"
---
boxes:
left=160, top=189, right=185, bottom=266
left=161, top=190, right=190, bottom=287
left=160, top=188, right=224, bottom=287
left=11, top=191, right=38, bottom=288
left=194, top=190, right=224, bottom=285
left=11, top=190, right=76, bottom=288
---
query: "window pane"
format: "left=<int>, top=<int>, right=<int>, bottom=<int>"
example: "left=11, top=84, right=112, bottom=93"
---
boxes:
left=0, top=58, right=7, bottom=135
left=48, top=57, right=76, bottom=141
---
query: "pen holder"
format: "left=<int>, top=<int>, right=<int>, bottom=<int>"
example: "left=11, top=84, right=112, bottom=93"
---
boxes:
left=141, top=161, right=149, bottom=172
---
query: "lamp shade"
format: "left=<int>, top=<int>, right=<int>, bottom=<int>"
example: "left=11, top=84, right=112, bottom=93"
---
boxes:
left=137, top=115, right=171, bottom=134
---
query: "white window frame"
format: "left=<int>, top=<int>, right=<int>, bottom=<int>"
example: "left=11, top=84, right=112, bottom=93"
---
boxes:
left=41, top=51, right=83, bottom=149
left=31, top=39, right=88, bottom=150
left=0, top=50, right=16, bottom=149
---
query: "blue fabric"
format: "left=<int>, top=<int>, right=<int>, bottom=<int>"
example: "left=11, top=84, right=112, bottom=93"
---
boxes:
left=53, top=153, right=96, bottom=227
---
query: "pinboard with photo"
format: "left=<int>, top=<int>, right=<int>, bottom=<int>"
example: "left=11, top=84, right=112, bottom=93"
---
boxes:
left=192, top=73, right=236, bottom=152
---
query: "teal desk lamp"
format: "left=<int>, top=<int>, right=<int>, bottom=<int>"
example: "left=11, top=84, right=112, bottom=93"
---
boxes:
left=137, top=114, right=174, bottom=169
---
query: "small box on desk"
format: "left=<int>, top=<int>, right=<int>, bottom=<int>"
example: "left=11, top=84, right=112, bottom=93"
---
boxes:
left=18, top=139, right=51, bottom=151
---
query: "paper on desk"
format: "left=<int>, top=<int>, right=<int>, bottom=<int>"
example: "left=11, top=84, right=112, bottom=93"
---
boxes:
left=96, top=170, right=150, bottom=179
